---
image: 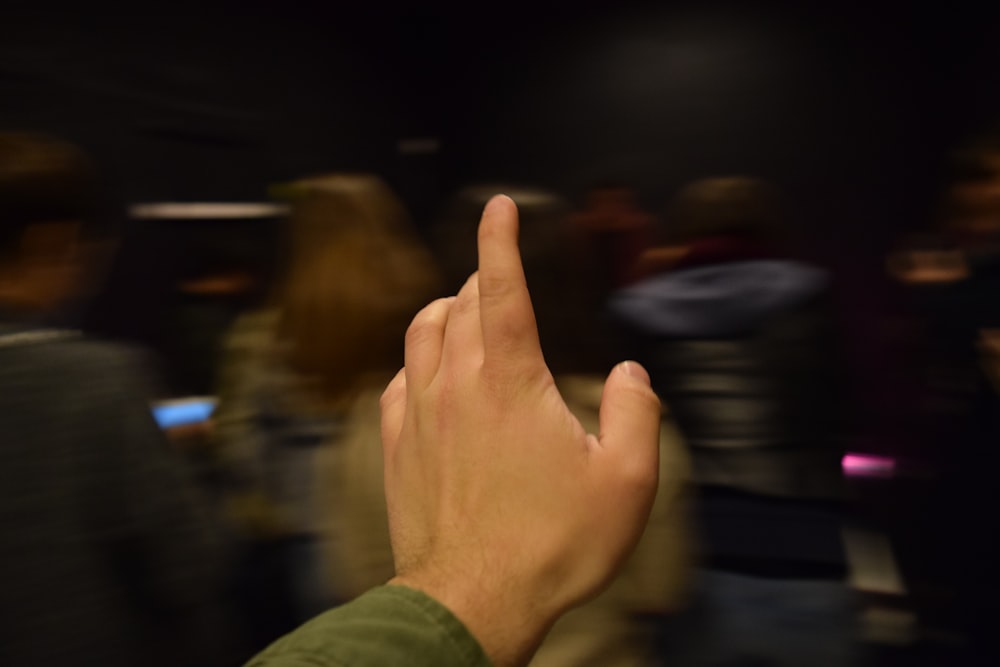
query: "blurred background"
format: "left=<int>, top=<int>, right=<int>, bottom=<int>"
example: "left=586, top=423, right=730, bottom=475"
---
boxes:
left=4, top=1, right=997, bottom=226
left=3, top=0, right=1000, bottom=665
left=5, top=0, right=999, bottom=387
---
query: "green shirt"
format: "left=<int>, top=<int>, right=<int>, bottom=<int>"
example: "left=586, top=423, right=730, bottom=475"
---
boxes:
left=247, top=585, right=493, bottom=667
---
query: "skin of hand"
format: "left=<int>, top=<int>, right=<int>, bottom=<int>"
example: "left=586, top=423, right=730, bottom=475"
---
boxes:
left=379, top=195, right=662, bottom=667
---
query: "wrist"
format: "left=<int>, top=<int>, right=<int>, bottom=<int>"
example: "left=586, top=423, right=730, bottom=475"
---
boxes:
left=388, top=571, right=559, bottom=667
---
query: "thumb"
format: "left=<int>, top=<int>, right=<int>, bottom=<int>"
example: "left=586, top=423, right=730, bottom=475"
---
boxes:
left=598, top=361, right=661, bottom=480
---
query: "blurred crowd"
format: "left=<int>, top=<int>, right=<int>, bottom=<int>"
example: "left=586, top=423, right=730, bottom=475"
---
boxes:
left=1, top=129, right=999, bottom=666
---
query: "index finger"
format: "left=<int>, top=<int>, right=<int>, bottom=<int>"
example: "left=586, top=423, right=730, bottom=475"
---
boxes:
left=476, top=195, right=543, bottom=369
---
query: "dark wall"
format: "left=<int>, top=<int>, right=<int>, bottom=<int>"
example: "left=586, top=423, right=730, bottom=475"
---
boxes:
left=3, top=2, right=998, bottom=236
left=436, top=3, right=1000, bottom=244
left=0, top=4, right=407, bottom=200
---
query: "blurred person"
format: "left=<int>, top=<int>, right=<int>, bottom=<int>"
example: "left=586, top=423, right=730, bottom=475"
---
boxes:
left=885, top=138, right=1000, bottom=664
left=0, top=132, right=233, bottom=666
left=943, top=136, right=1000, bottom=252
left=611, top=177, right=857, bottom=666
left=170, top=230, right=280, bottom=396
left=567, top=182, right=656, bottom=296
left=82, top=200, right=285, bottom=400
left=248, top=194, right=663, bottom=667
left=317, top=183, right=693, bottom=667
left=86, top=204, right=285, bottom=397
left=887, top=233, right=969, bottom=286
left=211, top=173, right=441, bottom=647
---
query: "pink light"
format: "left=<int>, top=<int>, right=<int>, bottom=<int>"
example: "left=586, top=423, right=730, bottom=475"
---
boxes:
left=842, top=453, right=897, bottom=478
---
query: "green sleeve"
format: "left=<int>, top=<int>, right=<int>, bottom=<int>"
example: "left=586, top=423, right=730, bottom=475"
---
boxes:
left=246, top=585, right=494, bottom=667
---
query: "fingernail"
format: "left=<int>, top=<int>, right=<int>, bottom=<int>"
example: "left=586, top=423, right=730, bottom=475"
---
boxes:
left=620, top=360, right=650, bottom=385
left=484, top=194, right=509, bottom=214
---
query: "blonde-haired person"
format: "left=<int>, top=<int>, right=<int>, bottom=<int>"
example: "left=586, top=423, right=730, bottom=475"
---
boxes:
left=211, top=173, right=440, bottom=648
left=317, top=184, right=693, bottom=667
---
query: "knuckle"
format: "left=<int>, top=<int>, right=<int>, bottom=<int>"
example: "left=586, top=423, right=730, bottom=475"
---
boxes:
left=405, top=311, right=443, bottom=348
left=477, top=272, right=514, bottom=301
left=404, top=320, right=429, bottom=348
left=451, top=291, right=478, bottom=316
left=643, top=388, right=663, bottom=415
left=481, top=358, right=546, bottom=395
left=625, top=382, right=662, bottom=415
left=380, top=378, right=405, bottom=410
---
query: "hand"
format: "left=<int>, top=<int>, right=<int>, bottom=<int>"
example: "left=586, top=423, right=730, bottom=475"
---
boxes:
left=379, top=195, right=661, bottom=667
